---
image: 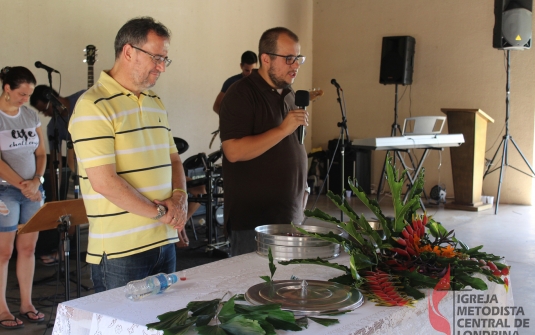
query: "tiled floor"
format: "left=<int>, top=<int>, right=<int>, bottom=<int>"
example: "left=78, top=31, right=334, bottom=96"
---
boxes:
left=4, top=195, right=535, bottom=334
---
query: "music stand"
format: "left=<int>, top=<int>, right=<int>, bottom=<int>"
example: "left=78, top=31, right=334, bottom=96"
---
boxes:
left=18, top=199, right=88, bottom=301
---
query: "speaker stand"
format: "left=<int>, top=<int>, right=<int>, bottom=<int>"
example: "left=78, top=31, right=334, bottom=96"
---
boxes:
left=376, top=84, right=419, bottom=201
left=484, top=50, right=535, bottom=214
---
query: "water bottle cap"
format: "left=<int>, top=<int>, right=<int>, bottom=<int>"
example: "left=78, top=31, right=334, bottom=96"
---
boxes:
left=169, top=273, right=178, bottom=284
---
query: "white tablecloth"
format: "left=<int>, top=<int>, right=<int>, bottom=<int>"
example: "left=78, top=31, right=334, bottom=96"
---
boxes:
left=52, top=252, right=515, bottom=335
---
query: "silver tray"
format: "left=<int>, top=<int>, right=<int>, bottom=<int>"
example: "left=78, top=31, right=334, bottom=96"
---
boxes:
left=255, top=224, right=344, bottom=260
left=245, top=280, right=364, bottom=316
left=256, top=241, right=340, bottom=261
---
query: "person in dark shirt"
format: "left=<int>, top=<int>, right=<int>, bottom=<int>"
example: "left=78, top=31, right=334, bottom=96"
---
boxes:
left=30, top=86, right=86, bottom=265
left=219, top=27, right=309, bottom=256
left=212, top=51, right=257, bottom=114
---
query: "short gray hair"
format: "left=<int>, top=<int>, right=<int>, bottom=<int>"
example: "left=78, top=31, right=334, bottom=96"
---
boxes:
left=114, top=17, right=171, bottom=59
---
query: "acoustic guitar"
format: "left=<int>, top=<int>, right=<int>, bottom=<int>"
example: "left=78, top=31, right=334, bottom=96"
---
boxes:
left=83, top=45, right=97, bottom=88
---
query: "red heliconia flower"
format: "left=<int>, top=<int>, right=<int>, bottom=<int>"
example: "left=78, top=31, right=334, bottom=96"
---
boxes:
left=362, top=270, right=415, bottom=307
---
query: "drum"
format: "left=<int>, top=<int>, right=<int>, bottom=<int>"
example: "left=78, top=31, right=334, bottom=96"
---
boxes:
left=215, top=205, right=224, bottom=226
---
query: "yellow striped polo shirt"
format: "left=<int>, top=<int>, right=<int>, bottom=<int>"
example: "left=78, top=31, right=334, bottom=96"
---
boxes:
left=69, top=71, right=179, bottom=264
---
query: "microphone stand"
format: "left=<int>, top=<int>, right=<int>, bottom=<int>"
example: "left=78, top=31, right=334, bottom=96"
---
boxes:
left=68, top=139, right=87, bottom=297
left=334, top=86, right=350, bottom=222
left=45, top=75, right=62, bottom=204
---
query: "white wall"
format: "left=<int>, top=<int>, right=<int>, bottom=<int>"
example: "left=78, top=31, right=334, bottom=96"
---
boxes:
left=0, top=0, right=314, bottom=157
left=312, top=0, right=535, bottom=204
left=2, top=0, right=534, bottom=204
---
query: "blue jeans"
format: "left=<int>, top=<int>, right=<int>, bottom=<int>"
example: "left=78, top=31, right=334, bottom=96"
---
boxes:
left=0, top=184, right=45, bottom=232
left=90, top=243, right=176, bottom=293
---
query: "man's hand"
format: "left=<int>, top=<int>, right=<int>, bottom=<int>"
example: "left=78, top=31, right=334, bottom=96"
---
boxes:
left=176, top=227, right=190, bottom=248
left=154, top=191, right=188, bottom=230
left=279, top=108, right=309, bottom=136
left=222, top=108, right=309, bottom=163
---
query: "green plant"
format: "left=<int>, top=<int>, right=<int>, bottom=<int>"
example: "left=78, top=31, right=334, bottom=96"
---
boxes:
left=286, top=156, right=509, bottom=306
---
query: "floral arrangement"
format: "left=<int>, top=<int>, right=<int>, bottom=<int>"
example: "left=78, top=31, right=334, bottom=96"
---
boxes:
left=287, top=157, right=510, bottom=306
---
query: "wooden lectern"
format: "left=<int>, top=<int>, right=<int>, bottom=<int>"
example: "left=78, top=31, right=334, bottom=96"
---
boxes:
left=441, top=108, right=494, bottom=211
left=17, top=199, right=87, bottom=234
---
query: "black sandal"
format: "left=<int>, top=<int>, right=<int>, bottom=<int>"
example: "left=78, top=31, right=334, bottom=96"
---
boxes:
left=18, top=311, right=44, bottom=323
left=0, top=318, right=24, bottom=329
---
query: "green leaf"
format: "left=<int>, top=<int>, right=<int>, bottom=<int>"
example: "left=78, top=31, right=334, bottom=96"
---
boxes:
left=156, top=308, right=189, bottom=322
left=257, top=319, right=277, bottom=335
left=351, top=252, right=376, bottom=270
left=400, top=270, right=440, bottom=288
left=308, top=316, right=340, bottom=327
left=234, top=303, right=282, bottom=314
left=348, top=182, right=391, bottom=240
left=427, top=221, right=449, bottom=240
left=218, top=313, right=241, bottom=324
left=265, top=316, right=302, bottom=331
left=261, top=310, right=296, bottom=323
left=304, top=208, right=342, bottom=225
left=465, top=245, right=484, bottom=255
left=187, top=299, right=220, bottom=317
left=324, top=191, right=360, bottom=223
left=278, top=258, right=350, bottom=274
left=146, top=307, right=189, bottom=330
left=354, top=216, right=384, bottom=247
left=268, top=247, right=276, bottom=281
left=259, top=276, right=271, bottom=283
left=291, top=224, right=350, bottom=246
left=196, top=324, right=230, bottom=335
left=219, top=296, right=236, bottom=317
left=219, top=315, right=266, bottom=335
left=455, top=273, right=488, bottom=290
left=328, top=273, right=356, bottom=286
left=162, top=322, right=195, bottom=335
left=196, top=313, right=216, bottom=327
left=401, top=282, right=426, bottom=300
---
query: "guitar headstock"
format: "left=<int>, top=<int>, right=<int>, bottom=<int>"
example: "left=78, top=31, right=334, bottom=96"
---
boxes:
left=84, top=45, right=97, bottom=66
left=309, top=88, right=324, bottom=102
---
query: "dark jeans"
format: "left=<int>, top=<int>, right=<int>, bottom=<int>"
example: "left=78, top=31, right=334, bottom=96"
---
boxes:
left=90, top=244, right=176, bottom=293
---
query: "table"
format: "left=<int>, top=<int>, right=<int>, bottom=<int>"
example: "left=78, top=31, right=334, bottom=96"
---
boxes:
left=53, top=252, right=515, bottom=335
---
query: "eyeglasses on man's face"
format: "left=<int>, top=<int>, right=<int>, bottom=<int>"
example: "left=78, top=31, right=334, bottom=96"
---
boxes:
left=130, top=44, right=172, bottom=67
left=266, top=53, right=306, bottom=65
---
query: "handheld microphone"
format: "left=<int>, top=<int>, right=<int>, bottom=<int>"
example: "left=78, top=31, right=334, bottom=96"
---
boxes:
left=295, top=90, right=310, bottom=145
left=35, top=61, right=60, bottom=73
left=331, top=78, right=342, bottom=90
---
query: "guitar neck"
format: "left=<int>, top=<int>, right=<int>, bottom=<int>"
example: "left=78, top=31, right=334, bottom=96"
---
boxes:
left=87, top=64, right=94, bottom=88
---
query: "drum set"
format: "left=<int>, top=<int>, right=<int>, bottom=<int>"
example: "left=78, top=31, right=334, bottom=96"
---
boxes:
left=174, top=137, right=226, bottom=252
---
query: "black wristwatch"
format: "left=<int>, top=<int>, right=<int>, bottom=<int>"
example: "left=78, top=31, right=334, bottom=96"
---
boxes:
left=152, top=204, right=167, bottom=220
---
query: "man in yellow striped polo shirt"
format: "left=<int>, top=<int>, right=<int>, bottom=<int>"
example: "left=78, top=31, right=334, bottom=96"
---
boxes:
left=69, top=17, right=187, bottom=292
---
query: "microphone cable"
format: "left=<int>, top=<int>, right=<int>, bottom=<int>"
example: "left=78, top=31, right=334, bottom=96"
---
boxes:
left=302, top=132, right=342, bottom=225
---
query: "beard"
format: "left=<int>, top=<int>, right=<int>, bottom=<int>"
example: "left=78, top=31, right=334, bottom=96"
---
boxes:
left=268, top=66, right=291, bottom=90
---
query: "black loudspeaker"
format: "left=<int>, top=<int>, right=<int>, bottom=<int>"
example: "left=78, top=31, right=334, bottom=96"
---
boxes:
left=493, top=0, right=532, bottom=50
left=379, top=36, right=416, bottom=85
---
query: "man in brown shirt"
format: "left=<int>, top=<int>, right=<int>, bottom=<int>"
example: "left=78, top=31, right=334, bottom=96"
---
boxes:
left=219, top=27, right=309, bottom=256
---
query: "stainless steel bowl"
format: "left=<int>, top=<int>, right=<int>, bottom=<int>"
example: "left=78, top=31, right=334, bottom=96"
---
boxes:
left=255, top=224, right=344, bottom=260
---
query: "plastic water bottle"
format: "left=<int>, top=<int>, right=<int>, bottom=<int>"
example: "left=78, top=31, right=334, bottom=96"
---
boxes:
left=124, top=273, right=178, bottom=301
